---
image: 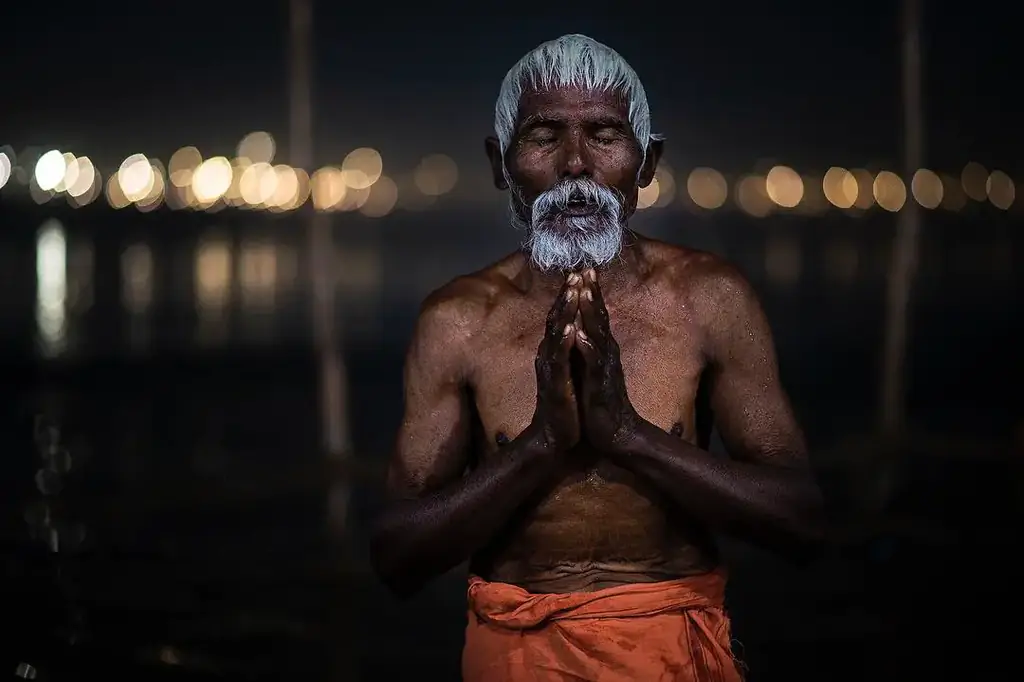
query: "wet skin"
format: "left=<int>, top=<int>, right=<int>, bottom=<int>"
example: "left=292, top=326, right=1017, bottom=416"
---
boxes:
left=371, top=87, right=824, bottom=595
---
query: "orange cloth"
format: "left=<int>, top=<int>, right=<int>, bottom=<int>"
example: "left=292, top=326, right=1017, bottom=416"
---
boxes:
left=463, top=571, right=743, bottom=682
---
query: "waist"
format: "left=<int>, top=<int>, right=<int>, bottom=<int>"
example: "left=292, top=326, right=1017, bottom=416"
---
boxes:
left=467, top=569, right=728, bottom=629
left=480, top=555, right=718, bottom=593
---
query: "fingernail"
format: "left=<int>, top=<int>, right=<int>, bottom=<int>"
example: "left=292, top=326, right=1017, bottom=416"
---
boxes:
left=566, top=289, right=576, bottom=301
left=563, top=323, right=574, bottom=337
left=567, top=273, right=581, bottom=285
left=585, top=269, right=596, bottom=282
left=582, top=288, right=593, bottom=301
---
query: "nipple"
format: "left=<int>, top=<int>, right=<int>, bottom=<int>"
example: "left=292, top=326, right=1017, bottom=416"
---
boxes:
left=495, top=432, right=510, bottom=447
left=669, top=422, right=685, bottom=438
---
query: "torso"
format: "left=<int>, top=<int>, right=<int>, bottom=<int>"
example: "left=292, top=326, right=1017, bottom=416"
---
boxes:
left=462, top=238, right=721, bottom=592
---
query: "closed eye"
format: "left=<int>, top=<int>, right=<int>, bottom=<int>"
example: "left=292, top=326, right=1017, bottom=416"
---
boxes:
left=525, top=126, right=560, bottom=147
left=591, top=127, right=624, bottom=145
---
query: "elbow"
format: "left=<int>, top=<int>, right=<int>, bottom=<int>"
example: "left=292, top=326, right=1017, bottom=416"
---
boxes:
left=784, top=493, right=830, bottom=565
left=369, top=518, right=427, bottom=600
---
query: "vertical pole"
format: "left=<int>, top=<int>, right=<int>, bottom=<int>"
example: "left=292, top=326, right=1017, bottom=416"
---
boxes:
left=289, top=0, right=350, bottom=460
left=880, top=0, right=924, bottom=433
left=289, top=6, right=353, bottom=681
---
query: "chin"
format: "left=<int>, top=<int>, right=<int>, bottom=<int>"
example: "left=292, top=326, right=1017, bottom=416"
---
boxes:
left=525, top=222, right=624, bottom=272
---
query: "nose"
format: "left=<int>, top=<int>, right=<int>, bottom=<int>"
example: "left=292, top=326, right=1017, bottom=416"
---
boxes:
left=559, top=131, right=591, bottom=179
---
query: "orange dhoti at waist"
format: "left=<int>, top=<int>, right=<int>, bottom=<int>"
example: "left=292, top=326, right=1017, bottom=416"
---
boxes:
left=463, top=570, right=744, bottom=682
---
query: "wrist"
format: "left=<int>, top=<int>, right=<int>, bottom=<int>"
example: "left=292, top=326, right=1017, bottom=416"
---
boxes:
left=518, top=421, right=561, bottom=459
left=610, top=416, right=653, bottom=460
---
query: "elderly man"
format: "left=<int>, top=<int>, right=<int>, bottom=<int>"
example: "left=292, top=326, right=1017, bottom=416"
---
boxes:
left=371, top=34, right=825, bottom=681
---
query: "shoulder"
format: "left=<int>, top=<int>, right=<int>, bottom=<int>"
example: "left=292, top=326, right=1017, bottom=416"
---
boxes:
left=410, top=254, right=523, bottom=364
left=641, top=239, right=758, bottom=312
left=641, top=239, right=768, bottom=357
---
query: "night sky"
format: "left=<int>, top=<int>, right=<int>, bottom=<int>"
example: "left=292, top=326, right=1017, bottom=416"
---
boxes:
left=4, top=1, right=1018, bottom=178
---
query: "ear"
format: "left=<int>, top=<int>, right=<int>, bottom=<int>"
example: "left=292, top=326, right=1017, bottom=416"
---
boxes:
left=484, top=136, right=508, bottom=190
left=637, top=137, right=664, bottom=189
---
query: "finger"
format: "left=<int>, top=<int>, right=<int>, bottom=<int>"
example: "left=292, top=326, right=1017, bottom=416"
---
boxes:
left=584, top=270, right=609, bottom=325
left=533, top=321, right=576, bottom=391
left=545, top=277, right=582, bottom=341
left=578, top=285, right=610, bottom=343
left=573, top=326, right=601, bottom=367
left=556, top=320, right=576, bottom=358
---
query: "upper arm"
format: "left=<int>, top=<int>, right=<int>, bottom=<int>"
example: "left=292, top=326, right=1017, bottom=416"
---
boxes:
left=697, top=264, right=808, bottom=467
left=385, top=291, right=476, bottom=501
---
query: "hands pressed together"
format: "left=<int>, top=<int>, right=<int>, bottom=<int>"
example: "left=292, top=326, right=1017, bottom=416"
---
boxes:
left=529, top=269, right=642, bottom=456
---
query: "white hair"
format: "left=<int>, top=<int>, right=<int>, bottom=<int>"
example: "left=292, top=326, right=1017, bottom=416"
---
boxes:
left=494, top=34, right=660, bottom=159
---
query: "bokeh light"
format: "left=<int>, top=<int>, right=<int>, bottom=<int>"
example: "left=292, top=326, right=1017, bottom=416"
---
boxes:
left=169, top=147, right=202, bottom=188
left=54, top=153, right=78, bottom=193
left=237, top=131, right=276, bottom=165
left=105, top=172, right=130, bottom=210
left=240, top=162, right=275, bottom=207
left=653, top=166, right=676, bottom=208
left=850, top=169, right=875, bottom=209
left=292, top=168, right=311, bottom=210
left=310, top=167, right=346, bottom=211
left=136, top=161, right=166, bottom=212
left=960, top=162, right=988, bottom=201
left=413, top=154, right=458, bottom=196
left=337, top=185, right=371, bottom=212
left=910, top=169, right=943, bottom=209
left=736, top=174, right=771, bottom=217
left=986, top=170, right=1015, bottom=210
left=66, top=156, right=99, bottom=206
left=0, top=151, right=12, bottom=190
left=341, top=148, right=383, bottom=190
left=6, top=140, right=1018, bottom=224
left=765, top=165, right=804, bottom=208
left=686, top=168, right=728, bottom=210
left=636, top=177, right=660, bottom=209
left=872, top=171, right=907, bottom=212
left=118, top=154, right=155, bottom=202
left=192, top=156, right=233, bottom=205
left=267, top=165, right=300, bottom=211
left=35, top=150, right=67, bottom=192
left=359, top=176, right=399, bottom=217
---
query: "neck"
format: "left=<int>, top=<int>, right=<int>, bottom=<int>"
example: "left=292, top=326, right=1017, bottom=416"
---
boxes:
left=515, top=230, right=646, bottom=295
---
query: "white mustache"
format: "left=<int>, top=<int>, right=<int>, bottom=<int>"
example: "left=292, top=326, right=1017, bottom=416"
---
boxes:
left=518, top=178, right=625, bottom=272
left=532, top=178, right=621, bottom=225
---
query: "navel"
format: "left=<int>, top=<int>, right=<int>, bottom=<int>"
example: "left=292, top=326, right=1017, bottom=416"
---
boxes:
left=495, top=431, right=510, bottom=447
left=669, top=422, right=685, bottom=438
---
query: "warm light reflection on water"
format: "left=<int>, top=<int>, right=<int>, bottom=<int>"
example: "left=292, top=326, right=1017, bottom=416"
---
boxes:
left=35, top=219, right=68, bottom=356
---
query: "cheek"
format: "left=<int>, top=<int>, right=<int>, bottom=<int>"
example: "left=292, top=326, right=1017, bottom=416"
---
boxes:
left=595, top=148, right=643, bottom=185
left=510, top=153, right=558, bottom=190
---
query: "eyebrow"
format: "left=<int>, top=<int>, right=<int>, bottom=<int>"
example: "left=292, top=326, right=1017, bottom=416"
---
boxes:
left=518, top=114, right=561, bottom=130
left=517, top=114, right=629, bottom=131
left=587, top=117, right=630, bottom=130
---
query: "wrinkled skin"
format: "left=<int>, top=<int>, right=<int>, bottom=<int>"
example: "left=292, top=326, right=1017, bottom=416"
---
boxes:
left=372, top=86, right=824, bottom=596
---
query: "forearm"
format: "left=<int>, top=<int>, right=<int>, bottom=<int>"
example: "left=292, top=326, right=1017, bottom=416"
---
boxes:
left=371, top=431, right=557, bottom=596
left=618, top=422, right=826, bottom=554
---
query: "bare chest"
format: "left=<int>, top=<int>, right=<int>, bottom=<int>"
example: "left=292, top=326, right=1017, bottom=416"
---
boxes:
left=467, top=300, right=706, bottom=447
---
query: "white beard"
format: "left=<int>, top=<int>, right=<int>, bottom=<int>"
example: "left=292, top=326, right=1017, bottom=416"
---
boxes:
left=511, top=177, right=625, bottom=272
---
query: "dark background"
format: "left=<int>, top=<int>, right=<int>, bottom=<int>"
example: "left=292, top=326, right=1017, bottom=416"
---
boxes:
left=1, top=1, right=1021, bottom=680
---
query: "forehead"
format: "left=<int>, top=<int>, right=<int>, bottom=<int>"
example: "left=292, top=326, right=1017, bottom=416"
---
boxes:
left=517, top=86, right=630, bottom=125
